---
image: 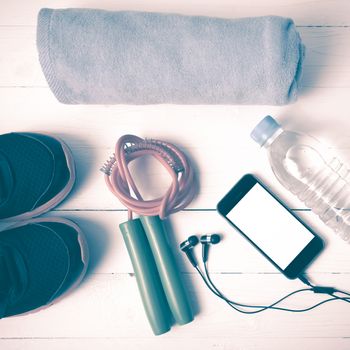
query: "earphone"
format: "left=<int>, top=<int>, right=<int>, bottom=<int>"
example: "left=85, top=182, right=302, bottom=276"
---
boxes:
left=180, top=234, right=350, bottom=314
left=200, top=234, right=220, bottom=263
left=180, top=234, right=221, bottom=266
left=179, top=235, right=199, bottom=268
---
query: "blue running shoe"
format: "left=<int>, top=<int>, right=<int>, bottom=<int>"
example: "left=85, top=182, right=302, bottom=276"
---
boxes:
left=0, top=217, right=89, bottom=317
left=0, top=133, right=75, bottom=222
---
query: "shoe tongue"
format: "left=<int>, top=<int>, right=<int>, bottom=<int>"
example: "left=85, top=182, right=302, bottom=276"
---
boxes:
left=0, top=152, right=14, bottom=207
left=0, top=244, right=28, bottom=318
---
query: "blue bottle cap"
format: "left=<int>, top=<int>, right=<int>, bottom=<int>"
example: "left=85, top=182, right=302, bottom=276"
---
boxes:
left=250, top=116, right=281, bottom=146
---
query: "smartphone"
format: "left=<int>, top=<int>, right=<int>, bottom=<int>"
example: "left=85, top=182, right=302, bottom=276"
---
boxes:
left=217, top=174, right=324, bottom=279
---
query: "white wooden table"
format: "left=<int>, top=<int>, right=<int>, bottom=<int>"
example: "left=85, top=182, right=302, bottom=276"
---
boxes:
left=1, top=1, right=350, bottom=349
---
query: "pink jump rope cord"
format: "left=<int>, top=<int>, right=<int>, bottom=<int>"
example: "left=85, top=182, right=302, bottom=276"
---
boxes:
left=103, top=135, right=196, bottom=220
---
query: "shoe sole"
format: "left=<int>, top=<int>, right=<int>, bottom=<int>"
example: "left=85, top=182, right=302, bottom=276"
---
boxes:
left=0, top=134, right=75, bottom=223
left=2, top=217, right=89, bottom=317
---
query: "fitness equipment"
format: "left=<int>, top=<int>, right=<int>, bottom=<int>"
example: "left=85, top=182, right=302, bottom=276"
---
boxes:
left=101, top=135, right=196, bottom=335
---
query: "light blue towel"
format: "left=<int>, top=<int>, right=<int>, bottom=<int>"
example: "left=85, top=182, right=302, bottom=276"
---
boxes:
left=37, top=9, right=304, bottom=105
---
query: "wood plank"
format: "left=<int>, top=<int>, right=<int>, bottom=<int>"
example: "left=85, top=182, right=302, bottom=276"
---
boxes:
left=0, top=210, right=348, bottom=274
left=1, top=338, right=350, bottom=350
left=1, top=87, right=350, bottom=211
left=1, top=27, right=350, bottom=88
left=0, top=273, right=349, bottom=338
left=0, top=0, right=349, bottom=26
left=1, top=1, right=349, bottom=348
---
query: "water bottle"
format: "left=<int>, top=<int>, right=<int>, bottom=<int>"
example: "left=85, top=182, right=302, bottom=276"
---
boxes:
left=250, top=115, right=350, bottom=243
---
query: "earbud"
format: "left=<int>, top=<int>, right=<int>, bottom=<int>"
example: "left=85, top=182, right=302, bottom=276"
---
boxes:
left=200, top=234, right=221, bottom=263
left=180, top=235, right=199, bottom=267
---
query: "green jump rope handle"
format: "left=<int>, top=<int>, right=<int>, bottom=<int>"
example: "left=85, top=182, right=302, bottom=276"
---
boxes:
left=119, top=219, right=171, bottom=335
left=140, top=215, right=194, bottom=325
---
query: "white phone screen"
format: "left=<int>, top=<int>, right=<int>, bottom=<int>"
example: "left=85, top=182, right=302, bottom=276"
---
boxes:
left=226, top=183, right=314, bottom=270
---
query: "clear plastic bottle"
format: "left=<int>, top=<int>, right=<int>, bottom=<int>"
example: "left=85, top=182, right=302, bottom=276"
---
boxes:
left=251, top=115, right=350, bottom=243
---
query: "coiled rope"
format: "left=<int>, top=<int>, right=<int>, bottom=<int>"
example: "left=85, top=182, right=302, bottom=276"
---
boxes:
left=101, top=135, right=196, bottom=220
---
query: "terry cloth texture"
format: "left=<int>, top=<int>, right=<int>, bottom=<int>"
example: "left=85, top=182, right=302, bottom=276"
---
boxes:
left=37, top=9, right=305, bottom=105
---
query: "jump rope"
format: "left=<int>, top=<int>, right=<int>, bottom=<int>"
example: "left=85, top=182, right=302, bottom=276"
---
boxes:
left=101, top=135, right=197, bottom=335
left=101, top=135, right=349, bottom=334
left=102, top=134, right=196, bottom=219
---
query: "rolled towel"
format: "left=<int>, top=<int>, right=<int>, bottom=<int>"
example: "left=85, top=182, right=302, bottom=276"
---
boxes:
left=37, top=9, right=305, bottom=105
